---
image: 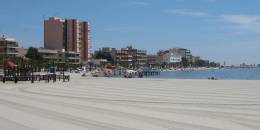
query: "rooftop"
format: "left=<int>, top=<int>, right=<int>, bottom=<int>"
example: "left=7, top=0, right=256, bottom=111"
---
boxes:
left=0, top=36, right=17, bottom=42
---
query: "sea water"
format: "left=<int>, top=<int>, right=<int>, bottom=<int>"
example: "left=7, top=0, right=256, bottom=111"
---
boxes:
left=153, top=68, right=260, bottom=80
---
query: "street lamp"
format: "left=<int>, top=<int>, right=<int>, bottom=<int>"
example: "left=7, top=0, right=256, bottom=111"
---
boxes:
left=62, top=49, right=66, bottom=82
left=2, top=37, right=7, bottom=83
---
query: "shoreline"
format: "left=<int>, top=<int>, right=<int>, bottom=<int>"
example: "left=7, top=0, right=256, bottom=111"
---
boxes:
left=161, top=67, right=221, bottom=72
left=80, top=76, right=260, bottom=81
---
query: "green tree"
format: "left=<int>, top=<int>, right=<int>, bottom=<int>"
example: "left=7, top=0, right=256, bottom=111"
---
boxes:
left=0, top=55, right=7, bottom=64
left=95, top=51, right=115, bottom=65
left=25, top=47, right=44, bottom=71
left=209, top=62, right=220, bottom=67
left=195, top=59, right=209, bottom=67
left=181, top=57, right=188, bottom=67
left=25, top=47, right=43, bottom=61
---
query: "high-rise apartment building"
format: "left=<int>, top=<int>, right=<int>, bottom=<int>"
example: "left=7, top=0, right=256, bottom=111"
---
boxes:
left=44, top=17, right=90, bottom=63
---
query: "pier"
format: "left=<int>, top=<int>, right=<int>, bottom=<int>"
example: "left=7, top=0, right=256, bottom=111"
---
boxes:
left=142, top=69, right=160, bottom=77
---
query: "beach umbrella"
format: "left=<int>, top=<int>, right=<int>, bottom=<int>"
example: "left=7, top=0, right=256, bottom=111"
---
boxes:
left=4, top=60, right=17, bottom=68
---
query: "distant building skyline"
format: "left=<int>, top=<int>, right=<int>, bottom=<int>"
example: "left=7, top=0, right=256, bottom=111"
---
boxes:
left=1, top=0, right=260, bottom=64
left=94, top=46, right=147, bottom=68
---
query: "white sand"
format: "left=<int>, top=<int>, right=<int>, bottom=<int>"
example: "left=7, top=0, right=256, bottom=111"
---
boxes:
left=0, top=76, right=260, bottom=130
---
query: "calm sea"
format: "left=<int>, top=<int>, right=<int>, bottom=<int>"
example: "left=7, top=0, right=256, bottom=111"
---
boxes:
left=152, top=68, right=260, bottom=80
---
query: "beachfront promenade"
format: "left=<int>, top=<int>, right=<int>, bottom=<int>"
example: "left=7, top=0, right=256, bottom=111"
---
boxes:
left=0, top=75, right=260, bottom=130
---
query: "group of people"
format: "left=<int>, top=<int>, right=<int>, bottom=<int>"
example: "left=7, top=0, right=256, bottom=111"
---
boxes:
left=208, top=77, right=218, bottom=80
left=124, top=71, right=144, bottom=78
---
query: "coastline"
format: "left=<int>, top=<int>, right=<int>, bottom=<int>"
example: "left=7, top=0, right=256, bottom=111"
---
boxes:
left=155, top=67, right=260, bottom=80
left=161, top=67, right=221, bottom=72
left=0, top=76, right=260, bottom=130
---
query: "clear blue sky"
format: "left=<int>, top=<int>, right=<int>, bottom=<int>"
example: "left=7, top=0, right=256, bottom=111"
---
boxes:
left=1, top=0, right=260, bottom=65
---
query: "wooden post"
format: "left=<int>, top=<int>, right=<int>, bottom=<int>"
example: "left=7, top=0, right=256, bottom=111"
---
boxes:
left=3, top=76, right=5, bottom=83
left=63, top=63, right=65, bottom=82
left=31, top=64, right=34, bottom=83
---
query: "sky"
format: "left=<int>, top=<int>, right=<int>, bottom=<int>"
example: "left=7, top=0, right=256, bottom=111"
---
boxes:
left=0, top=0, right=260, bottom=65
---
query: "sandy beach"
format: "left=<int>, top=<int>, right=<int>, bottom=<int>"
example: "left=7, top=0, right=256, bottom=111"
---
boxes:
left=0, top=76, right=260, bottom=130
